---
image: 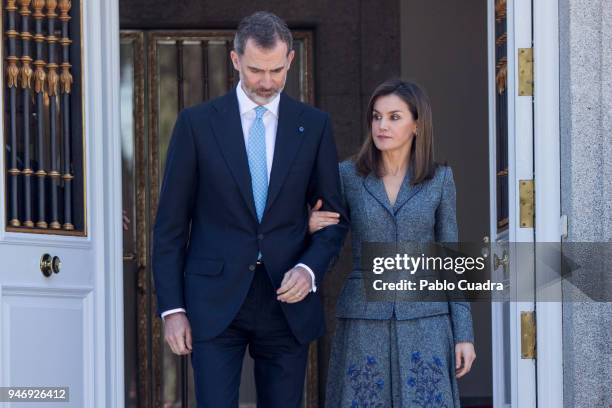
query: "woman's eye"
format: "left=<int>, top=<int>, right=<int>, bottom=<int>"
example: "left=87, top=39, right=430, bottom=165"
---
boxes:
left=391, top=115, right=400, bottom=120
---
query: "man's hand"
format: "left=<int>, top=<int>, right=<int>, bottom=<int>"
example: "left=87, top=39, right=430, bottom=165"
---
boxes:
left=164, top=312, right=192, bottom=355
left=455, top=342, right=476, bottom=378
left=276, top=266, right=312, bottom=303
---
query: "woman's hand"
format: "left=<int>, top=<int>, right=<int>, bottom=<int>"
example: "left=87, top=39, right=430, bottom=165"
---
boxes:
left=308, top=199, right=341, bottom=234
left=455, top=342, right=476, bottom=378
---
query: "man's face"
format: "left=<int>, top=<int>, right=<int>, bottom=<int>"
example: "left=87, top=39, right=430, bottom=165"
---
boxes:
left=231, top=38, right=295, bottom=105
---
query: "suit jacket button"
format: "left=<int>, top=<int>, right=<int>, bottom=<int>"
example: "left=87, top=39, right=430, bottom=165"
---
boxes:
left=257, top=234, right=264, bottom=240
left=249, top=265, right=255, bottom=271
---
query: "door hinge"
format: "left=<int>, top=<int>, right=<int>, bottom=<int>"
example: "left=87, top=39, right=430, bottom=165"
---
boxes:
left=519, top=179, right=534, bottom=228
left=521, top=311, right=536, bottom=359
left=518, top=48, right=534, bottom=96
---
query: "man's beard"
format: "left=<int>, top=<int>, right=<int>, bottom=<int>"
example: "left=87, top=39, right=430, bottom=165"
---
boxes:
left=241, top=81, right=284, bottom=105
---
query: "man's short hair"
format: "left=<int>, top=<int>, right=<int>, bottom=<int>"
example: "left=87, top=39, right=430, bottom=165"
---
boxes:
left=234, top=11, right=293, bottom=55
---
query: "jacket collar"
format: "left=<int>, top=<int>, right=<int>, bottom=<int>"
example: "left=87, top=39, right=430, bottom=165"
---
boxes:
left=363, top=165, right=423, bottom=216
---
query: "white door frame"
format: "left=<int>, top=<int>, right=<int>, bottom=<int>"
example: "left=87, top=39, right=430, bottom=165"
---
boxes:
left=487, top=0, right=506, bottom=404
left=489, top=0, right=537, bottom=406
left=489, top=0, right=563, bottom=407
left=80, top=0, right=125, bottom=405
left=533, top=0, right=563, bottom=407
left=95, top=0, right=124, bottom=406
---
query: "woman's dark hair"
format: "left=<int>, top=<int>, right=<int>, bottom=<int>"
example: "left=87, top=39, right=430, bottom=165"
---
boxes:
left=355, top=79, right=437, bottom=185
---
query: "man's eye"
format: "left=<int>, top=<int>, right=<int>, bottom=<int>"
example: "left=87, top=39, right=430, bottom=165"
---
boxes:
left=391, top=115, right=400, bottom=120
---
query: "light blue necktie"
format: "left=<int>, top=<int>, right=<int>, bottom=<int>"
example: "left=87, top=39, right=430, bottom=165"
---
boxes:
left=247, top=105, right=268, bottom=223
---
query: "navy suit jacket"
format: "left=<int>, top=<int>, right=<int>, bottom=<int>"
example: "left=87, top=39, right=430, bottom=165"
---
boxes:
left=152, top=88, right=349, bottom=344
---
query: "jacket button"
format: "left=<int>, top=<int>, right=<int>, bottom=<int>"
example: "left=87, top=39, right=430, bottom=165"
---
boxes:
left=257, top=234, right=264, bottom=240
left=249, top=265, right=255, bottom=271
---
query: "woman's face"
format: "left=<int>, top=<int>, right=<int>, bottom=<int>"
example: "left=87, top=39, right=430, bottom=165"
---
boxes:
left=371, top=93, right=418, bottom=154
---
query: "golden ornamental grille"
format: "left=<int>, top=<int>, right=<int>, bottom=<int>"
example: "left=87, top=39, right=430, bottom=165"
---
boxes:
left=3, top=0, right=84, bottom=235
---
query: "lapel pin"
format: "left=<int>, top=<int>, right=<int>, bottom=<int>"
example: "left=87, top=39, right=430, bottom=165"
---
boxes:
left=298, top=126, right=304, bottom=132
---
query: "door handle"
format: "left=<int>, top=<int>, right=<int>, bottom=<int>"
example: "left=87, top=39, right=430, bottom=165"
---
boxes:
left=494, top=251, right=509, bottom=270
left=481, top=235, right=490, bottom=258
left=40, top=253, right=61, bottom=277
left=494, top=250, right=509, bottom=279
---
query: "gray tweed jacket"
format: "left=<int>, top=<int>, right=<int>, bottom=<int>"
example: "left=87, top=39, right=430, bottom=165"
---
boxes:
left=335, top=160, right=474, bottom=343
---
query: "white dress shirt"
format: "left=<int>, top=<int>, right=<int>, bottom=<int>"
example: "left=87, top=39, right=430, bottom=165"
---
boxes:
left=161, top=82, right=316, bottom=320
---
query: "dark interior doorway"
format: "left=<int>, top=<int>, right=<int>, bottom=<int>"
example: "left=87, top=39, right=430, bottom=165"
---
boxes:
left=119, top=1, right=498, bottom=407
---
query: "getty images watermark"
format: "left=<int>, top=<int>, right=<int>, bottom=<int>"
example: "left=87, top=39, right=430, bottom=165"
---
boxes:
left=360, top=242, right=612, bottom=302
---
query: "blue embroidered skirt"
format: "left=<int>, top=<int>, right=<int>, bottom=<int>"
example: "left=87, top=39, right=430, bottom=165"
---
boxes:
left=325, top=315, right=461, bottom=407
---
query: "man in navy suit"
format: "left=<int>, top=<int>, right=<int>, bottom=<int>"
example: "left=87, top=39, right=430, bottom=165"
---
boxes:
left=152, top=11, right=348, bottom=407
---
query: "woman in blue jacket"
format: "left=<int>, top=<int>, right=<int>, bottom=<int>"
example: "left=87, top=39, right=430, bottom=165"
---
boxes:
left=310, top=79, right=476, bottom=407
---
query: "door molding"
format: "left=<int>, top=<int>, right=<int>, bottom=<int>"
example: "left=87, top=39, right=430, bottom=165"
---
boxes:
left=93, top=0, right=124, bottom=406
left=489, top=0, right=538, bottom=406
left=533, top=0, right=563, bottom=407
left=488, top=0, right=509, bottom=403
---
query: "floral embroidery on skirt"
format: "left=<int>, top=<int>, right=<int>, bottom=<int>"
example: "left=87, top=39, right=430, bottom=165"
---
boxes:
left=347, top=355, right=385, bottom=407
left=326, top=315, right=460, bottom=407
left=406, top=351, right=449, bottom=407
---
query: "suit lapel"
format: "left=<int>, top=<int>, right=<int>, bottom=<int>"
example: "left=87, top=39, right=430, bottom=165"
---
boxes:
left=263, top=93, right=305, bottom=216
left=363, top=173, right=394, bottom=217
left=210, top=89, right=258, bottom=221
left=363, top=166, right=423, bottom=217
left=393, top=166, right=423, bottom=214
